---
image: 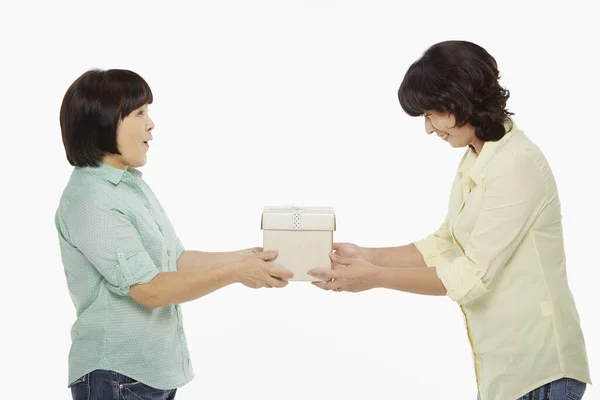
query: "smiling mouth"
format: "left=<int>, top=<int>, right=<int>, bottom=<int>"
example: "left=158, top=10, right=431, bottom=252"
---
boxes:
left=437, top=132, right=449, bottom=140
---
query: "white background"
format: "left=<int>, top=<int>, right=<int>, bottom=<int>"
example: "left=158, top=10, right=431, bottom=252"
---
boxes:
left=1, top=1, right=598, bottom=399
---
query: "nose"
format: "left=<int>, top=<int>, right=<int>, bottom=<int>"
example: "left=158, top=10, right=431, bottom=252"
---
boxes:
left=424, top=116, right=434, bottom=135
left=146, top=115, right=155, bottom=132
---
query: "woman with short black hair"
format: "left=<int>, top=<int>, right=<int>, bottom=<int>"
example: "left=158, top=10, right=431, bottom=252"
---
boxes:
left=56, top=69, right=293, bottom=400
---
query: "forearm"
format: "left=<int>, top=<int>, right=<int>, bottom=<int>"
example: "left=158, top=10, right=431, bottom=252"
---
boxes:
left=130, top=264, right=239, bottom=308
left=365, top=244, right=427, bottom=269
left=177, top=250, right=243, bottom=272
left=375, top=266, right=446, bottom=296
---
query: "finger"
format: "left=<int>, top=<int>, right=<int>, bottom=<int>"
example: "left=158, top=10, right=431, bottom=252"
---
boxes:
left=267, top=265, right=294, bottom=280
left=266, top=276, right=288, bottom=288
left=312, top=280, right=341, bottom=291
left=255, top=250, right=278, bottom=261
left=329, top=252, right=353, bottom=265
left=331, top=261, right=347, bottom=270
left=332, top=242, right=344, bottom=251
left=307, top=267, right=337, bottom=280
left=252, top=247, right=263, bottom=253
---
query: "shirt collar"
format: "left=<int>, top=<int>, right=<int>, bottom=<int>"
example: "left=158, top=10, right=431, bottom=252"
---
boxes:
left=458, top=118, right=518, bottom=185
left=79, top=162, right=143, bottom=185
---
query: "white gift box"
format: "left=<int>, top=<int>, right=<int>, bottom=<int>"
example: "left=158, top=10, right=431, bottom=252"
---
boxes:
left=261, top=206, right=336, bottom=282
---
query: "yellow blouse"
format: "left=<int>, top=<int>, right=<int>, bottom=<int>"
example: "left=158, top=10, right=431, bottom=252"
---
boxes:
left=414, top=120, right=591, bottom=400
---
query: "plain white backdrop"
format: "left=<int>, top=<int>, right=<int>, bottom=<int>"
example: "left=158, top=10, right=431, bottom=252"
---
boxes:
left=1, top=1, right=598, bottom=399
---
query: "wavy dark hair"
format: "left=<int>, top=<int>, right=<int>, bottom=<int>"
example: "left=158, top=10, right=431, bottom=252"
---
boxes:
left=398, top=41, right=513, bottom=141
left=60, top=69, right=153, bottom=167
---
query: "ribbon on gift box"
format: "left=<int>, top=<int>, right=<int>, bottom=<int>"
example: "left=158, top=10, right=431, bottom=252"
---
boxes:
left=292, top=207, right=301, bottom=231
left=288, top=206, right=330, bottom=231
left=262, top=206, right=335, bottom=232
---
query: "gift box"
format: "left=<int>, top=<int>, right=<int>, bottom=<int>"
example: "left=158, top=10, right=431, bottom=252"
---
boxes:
left=261, top=206, right=336, bottom=282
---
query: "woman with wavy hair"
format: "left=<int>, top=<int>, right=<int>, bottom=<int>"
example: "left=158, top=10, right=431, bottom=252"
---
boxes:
left=308, top=41, right=591, bottom=399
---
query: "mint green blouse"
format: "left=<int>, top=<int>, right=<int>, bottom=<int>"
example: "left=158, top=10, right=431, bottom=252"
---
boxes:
left=55, top=163, right=194, bottom=389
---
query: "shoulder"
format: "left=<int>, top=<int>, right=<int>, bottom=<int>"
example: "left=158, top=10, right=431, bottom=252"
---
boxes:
left=484, top=131, right=552, bottom=202
left=58, top=170, right=127, bottom=221
left=489, top=128, right=550, bottom=177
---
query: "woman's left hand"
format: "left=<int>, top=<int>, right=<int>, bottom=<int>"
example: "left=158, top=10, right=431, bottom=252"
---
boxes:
left=308, top=252, right=383, bottom=292
left=237, top=247, right=263, bottom=258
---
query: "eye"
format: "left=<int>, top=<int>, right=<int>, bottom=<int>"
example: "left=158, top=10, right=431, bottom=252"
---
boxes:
left=137, top=110, right=144, bottom=116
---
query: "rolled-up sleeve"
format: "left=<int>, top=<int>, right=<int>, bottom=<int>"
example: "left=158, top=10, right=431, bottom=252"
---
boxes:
left=175, top=237, right=185, bottom=260
left=436, top=151, right=547, bottom=305
left=413, top=221, right=456, bottom=267
left=63, top=196, right=160, bottom=296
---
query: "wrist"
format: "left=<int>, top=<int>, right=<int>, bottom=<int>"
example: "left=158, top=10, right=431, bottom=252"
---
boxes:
left=370, top=265, right=387, bottom=289
left=362, top=247, right=376, bottom=264
left=222, top=260, right=244, bottom=284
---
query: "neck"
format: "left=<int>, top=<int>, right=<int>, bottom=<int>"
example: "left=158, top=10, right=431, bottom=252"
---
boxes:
left=102, top=155, right=128, bottom=170
left=470, top=139, right=484, bottom=154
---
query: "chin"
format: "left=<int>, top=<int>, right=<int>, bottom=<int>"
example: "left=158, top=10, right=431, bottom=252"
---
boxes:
left=129, top=158, right=147, bottom=168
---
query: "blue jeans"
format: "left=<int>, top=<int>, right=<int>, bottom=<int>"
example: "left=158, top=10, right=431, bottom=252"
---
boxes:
left=70, top=369, right=177, bottom=400
left=478, top=377, right=586, bottom=399
left=516, top=378, right=587, bottom=400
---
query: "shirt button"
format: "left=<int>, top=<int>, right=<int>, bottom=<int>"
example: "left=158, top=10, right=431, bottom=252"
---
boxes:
left=167, top=249, right=171, bottom=256
left=145, top=202, right=151, bottom=208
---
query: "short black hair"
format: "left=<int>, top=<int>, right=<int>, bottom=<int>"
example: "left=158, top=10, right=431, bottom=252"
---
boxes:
left=59, top=69, right=153, bottom=167
left=398, top=40, right=513, bottom=142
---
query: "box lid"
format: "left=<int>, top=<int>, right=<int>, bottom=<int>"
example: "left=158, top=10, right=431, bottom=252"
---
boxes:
left=261, top=206, right=336, bottom=231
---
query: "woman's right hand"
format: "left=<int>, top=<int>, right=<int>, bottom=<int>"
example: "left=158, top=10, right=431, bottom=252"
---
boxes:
left=333, top=242, right=371, bottom=263
left=231, top=250, right=294, bottom=288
